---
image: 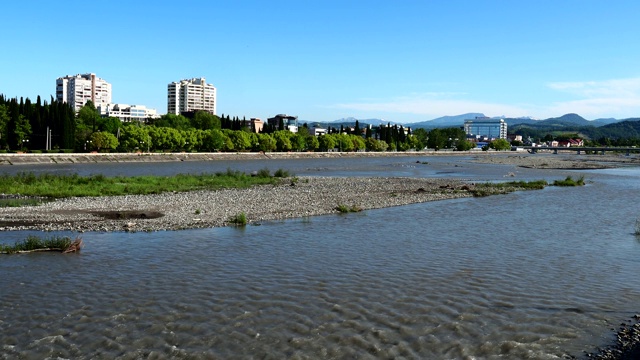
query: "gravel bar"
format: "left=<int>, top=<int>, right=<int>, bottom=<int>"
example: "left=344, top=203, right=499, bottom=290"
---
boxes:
left=0, top=177, right=475, bottom=232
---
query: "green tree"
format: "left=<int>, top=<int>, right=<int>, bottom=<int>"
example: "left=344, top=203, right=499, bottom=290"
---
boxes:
left=183, top=129, right=200, bottom=151
left=0, top=104, right=9, bottom=149
left=365, top=137, right=389, bottom=151
left=154, top=114, right=192, bottom=130
left=426, top=128, right=446, bottom=150
left=290, top=133, right=306, bottom=151
left=77, top=101, right=100, bottom=133
left=151, top=127, right=184, bottom=151
left=354, top=120, right=361, bottom=137
left=98, top=116, right=122, bottom=134
left=336, top=133, right=354, bottom=151
left=489, top=138, right=511, bottom=151
left=256, top=133, right=277, bottom=152
left=117, top=123, right=150, bottom=152
left=90, top=131, right=119, bottom=152
left=412, top=128, right=428, bottom=150
left=318, top=134, right=337, bottom=151
left=191, top=111, right=221, bottom=130
left=456, top=139, right=476, bottom=151
left=202, top=129, right=226, bottom=151
left=273, top=130, right=293, bottom=151
left=14, top=114, right=32, bottom=150
left=228, top=130, right=252, bottom=151
left=350, top=134, right=365, bottom=151
left=306, top=135, right=319, bottom=152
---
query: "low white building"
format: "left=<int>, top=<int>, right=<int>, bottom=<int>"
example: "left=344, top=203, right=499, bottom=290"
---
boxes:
left=309, top=126, right=327, bottom=136
left=97, top=103, right=159, bottom=122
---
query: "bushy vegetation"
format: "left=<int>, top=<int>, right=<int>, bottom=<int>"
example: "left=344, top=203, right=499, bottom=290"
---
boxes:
left=273, top=168, right=290, bottom=178
left=256, top=167, right=271, bottom=178
left=553, top=176, right=585, bottom=186
left=469, top=177, right=586, bottom=197
left=0, top=197, right=49, bottom=208
left=229, top=212, right=247, bottom=225
left=0, top=170, right=287, bottom=198
left=336, top=204, right=363, bottom=213
left=0, top=235, right=72, bottom=254
left=469, top=180, right=549, bottom=197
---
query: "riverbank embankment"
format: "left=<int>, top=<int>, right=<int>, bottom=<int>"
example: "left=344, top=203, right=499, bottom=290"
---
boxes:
left=0, top=151, right=438, bottom=166
left=1, top=150, right=638, bottom=169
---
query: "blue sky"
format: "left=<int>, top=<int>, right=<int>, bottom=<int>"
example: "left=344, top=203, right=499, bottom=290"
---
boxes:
left=2, top=0, right=640, bottom=123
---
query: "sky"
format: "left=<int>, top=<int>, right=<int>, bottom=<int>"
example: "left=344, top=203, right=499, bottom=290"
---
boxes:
left=2, top=0, right=640, bottom=123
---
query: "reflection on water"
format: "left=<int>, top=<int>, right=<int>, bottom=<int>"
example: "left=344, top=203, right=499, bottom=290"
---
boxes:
left=1, top=156, right=639, bottom=359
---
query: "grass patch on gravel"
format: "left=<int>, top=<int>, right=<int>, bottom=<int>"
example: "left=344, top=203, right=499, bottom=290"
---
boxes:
left=553, top=175, right=585, bottom=186
left=1, top=235, right=73, bottom=254
left=0, top=169, right=283, bottom=198
left=0, top=197, right=51, bottom=208
left=469, top=180, right=549, bottom=197
left=336, top=204, right=363, bottom=213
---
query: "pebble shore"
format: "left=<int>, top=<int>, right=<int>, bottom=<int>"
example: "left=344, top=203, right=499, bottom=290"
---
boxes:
left=0, top=177, right=476, bottom=232
left=472, top=153, right=640, bottom=169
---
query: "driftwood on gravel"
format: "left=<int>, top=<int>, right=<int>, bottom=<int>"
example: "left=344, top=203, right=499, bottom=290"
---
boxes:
left=61, top=238, right=83, bottom=253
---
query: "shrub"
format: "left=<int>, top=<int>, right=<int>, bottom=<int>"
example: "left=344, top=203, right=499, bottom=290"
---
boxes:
left=256, top=168, right=271, bottom=178
left=229, top=212, right=247, bottom=225
left=336, top=204, right=362, bottom=213
left=273, top=168, right=290, bottom=178
left=553, top=176, right=585, bottom=187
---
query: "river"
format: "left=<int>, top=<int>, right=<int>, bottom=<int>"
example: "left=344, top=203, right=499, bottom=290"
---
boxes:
left=1, top=154, right=639, bottom=359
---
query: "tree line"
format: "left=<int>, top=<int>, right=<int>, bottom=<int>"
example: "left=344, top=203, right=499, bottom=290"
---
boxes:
left=1, top=94, right=489, bottom=153
left=0, top=94, right=75, bottom=151
left=0, top=94, right=430, bottom=152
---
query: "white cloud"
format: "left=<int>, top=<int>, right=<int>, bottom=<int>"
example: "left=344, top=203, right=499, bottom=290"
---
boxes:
left=546, top=77, right=640, bottom=118
left=329, top=77, right=640, bottom=121
left=548, top=77, right=640, bottom=98
left=332, top=93, right=531, bottom=120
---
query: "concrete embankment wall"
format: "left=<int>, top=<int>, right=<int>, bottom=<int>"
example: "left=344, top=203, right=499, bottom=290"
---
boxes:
left=0, top=151, right=457, bottom=166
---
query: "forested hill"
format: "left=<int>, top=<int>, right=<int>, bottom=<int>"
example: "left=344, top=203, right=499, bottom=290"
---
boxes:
left=586, top=119, right=640, bottom=138
left=510, top=117, right=640, bottom=141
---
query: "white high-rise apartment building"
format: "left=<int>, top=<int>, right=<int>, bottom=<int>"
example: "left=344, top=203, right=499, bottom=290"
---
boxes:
left=167, top=77, right=216, bottom=115
left=56, top=73, right=112, bottom=112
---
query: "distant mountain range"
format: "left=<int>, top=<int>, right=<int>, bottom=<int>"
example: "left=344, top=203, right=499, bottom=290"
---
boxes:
left=301, top=113, right=632, bottom=129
